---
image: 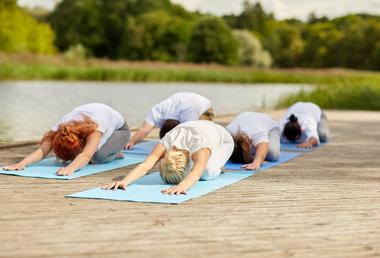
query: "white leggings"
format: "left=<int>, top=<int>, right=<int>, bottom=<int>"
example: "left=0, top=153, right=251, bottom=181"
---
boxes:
left=200, top=132, right=234, bottom=181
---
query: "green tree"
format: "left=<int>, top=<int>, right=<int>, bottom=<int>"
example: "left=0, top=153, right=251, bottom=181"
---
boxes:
left=301, top=22, right=342, bottom=67
left=0, top=3, right=55, bottom=54
left=48, top=0, right=103, bottom=56
left=233, top=30, right=272, bottom=67
left=187, top=17, right=238, bottom=65
left=266, top=22, right=305, bottom=67
left=236, top=1, right=273, bottom=36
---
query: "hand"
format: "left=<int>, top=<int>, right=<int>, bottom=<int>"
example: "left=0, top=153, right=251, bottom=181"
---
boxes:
left=2, top=162, right=26, bottom=171
left=56, top=167, right=74, bottom=176
left=297, top=142, right=313, bottom=149
left=241, top=160, right=262, bottom=170
left=101, top=180, right=127, bottom=191
left=161, top=183, right=189, bottom=195
left=124, top=142, right=134, bottom=150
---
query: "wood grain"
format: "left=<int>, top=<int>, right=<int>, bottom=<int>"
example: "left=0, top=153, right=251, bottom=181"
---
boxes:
left=0, top=111, right=379, bottom=258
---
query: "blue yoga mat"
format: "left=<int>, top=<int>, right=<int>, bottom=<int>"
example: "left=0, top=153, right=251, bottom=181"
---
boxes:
left=66, top=171, right=257, bottom=204
left=66, top=152, right=302, bottom=203
left=123, top=140, right=158, bottom=156
left=280, top=142, right=327, bottom=152
left=224, top=151, right=302, bottom=170
left=0, top=154, right=145, bottom=180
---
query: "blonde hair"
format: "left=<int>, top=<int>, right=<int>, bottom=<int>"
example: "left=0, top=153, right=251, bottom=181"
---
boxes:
left=159, top=147, right=190, bottom=184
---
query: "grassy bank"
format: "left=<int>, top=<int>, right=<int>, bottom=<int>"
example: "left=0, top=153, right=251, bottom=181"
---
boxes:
left=1, top=54, right=380, bottom=110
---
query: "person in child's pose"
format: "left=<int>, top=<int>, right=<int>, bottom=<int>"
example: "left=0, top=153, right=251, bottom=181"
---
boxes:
left=278, top=102, right=330, bottom=148
left=103, top=120, right=234, bottom=195
left=125, top=92, right=214, bottom=150
left=3, top=103, right=130, bottom=176
left=226, top=112, right=280, bottom=170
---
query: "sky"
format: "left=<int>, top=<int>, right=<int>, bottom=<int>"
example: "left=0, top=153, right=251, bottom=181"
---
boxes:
left=18, top=0, right=380, bottom=20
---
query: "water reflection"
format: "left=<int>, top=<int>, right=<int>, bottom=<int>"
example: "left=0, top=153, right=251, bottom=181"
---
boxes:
left=0, top=81, right=309, bottom=143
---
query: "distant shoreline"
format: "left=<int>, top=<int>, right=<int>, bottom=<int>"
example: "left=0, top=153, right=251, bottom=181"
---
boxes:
left=1, top=54, right=380, bottom=111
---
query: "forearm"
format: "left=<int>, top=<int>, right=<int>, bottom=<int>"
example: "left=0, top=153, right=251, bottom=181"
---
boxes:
left=253, top=143, right=269, bottom=164
left=307, top=137, right=318, bottom=146
left=179, top=161, right=205, bottom=189
left=65, top=153, right=91, bottom=172
left=129, top=130, right=148, bottom=145
left=180, top=172, right=201, bottom=189
left=19, top=148, right=45, bottom=166
left=121, top=163, right=151, bottom=185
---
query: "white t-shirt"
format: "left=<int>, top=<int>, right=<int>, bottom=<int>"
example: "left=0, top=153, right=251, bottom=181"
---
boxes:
left=145, top=92, right=211, bottom=128
left=278, top=102, right=322, bottom=143
left=160, top=120, right=232, bottom=155
left=52, top=103, right=125, bottom=149
left=226, top=112, right=275, bottom=152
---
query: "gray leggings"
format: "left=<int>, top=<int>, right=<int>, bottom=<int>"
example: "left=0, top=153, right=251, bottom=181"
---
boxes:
left=317, top=112, right=330, bottom=143
left=91, top=123, right=130, bottom=164
left=266, top=127, right=281, bottom=162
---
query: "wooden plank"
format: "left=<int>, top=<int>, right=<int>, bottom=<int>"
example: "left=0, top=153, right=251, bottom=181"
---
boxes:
left=0, top=111, right=379, bottom=258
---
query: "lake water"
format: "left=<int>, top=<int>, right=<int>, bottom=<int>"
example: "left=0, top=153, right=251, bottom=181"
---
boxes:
left=0, top=81, right=310, bottom=144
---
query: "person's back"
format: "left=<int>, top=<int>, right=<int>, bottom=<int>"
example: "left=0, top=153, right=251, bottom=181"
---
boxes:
left=126, top=92, right=213, bottom=150
left=148, top=92, right=211, bottom=128
left=226, top=112, right=275, bottom=146
left=285, top=102, right=322, bottom=125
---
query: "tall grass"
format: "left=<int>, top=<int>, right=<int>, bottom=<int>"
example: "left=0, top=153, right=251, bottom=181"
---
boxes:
left=278, top=83, right=380, bottom=110
left=1, top=59, right=380, bottom=110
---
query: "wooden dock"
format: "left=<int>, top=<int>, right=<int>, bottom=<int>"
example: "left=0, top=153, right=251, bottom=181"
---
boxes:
left=0, top=110, right=379, bottom=258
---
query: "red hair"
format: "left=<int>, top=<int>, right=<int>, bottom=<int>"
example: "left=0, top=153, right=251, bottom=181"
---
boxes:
left=42, top=116, right=97, bottom=161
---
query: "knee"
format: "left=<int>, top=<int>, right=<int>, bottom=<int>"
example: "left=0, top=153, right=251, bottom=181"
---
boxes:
left=200, top=165, right=221, bottom=181
left=319, top=133, right=329, bottom=143
left=266, top=147, right=280, bottom=162
left=91, top=150, right=108, bottom=164
left=317, top=126, right=330, bottom=143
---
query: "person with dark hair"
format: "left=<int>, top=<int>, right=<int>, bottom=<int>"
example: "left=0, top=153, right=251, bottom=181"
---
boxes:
left=226, top=112, right=280, bottom=170
left=279, top=102, right=330, bottom=148
left=125, top=92, right=214, bottom=149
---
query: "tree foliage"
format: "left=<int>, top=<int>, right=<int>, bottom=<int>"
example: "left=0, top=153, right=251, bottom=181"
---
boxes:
left=187, top=17, right=238, bottom=65
left=3, top=0, right=380, bottom=69
left=0, top=1, right=55, bottom=54
left=233, top=30, right=271, bottom=67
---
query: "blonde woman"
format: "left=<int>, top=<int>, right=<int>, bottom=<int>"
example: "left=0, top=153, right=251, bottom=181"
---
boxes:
left=103, top=120, right=234, bottom=195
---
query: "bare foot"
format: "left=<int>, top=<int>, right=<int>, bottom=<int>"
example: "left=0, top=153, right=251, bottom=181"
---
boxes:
left=115, top=152, right=124, bottom=159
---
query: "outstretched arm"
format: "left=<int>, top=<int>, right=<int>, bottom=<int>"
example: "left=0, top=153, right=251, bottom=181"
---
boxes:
left=162, top=148, right=211, bottom=195
left=102, top=143, right=166, bottom=190
left=2, top=140, right=52, bottom=171
left=125, top=121, right=154, bottom=149
left=242, top=142, right=268, bottom=170
left=56, top=131, right=102, bottom=176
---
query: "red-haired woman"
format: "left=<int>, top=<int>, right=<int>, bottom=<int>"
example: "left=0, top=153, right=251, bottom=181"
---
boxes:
left=2, top=103, right=130, bottom=176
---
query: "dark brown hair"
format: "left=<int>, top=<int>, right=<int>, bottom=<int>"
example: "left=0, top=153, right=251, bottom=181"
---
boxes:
left=230, top=133, right=254, bottom=164
left=283, top=114, right=301, bottom=142
left=159, top=119, right=180, bottom=139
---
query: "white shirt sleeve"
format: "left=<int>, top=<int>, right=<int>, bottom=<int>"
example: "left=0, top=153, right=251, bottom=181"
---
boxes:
left=304, top=125, right=320, bottom=144
left=145, top=110, right=156, bottom=126
left=251, top=132, right=269, bottom=146
left=225, top=122, right=238, bottom=136
left=179, top=108, right=199, bottom=123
